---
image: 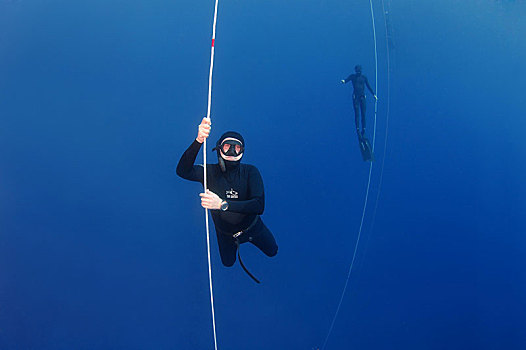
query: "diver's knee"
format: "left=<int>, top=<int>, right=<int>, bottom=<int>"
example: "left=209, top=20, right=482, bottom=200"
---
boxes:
left=267, top=245, right=278, bottom=257
left=221, top=258, right=236, bottom=267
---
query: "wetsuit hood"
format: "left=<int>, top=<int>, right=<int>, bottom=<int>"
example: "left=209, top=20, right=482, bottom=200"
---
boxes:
left=355, top=65, right=362, bottom=74
left=212, top=131, right=245, bottom=172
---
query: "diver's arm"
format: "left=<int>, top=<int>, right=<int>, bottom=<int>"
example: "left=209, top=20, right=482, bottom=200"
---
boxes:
left=176, top=117, right=211, bottom=182
left=341, top=74, right=352, bottom=84
left=175, top=140, right=205, bottom=183
left=226, top=166, right=265, bottom=215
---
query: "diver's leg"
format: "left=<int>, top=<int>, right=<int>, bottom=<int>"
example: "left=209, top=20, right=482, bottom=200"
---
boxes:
left=247, top=219, right=278, bottom=257
left=353, top=95, right=361, bottom=138
left=360, top=96, right=367, bottom=136
left=215, top=231, right=237, bottom=267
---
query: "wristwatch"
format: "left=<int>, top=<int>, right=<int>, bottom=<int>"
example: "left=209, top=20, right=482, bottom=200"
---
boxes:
left=220, top=200, right=229, bottom=212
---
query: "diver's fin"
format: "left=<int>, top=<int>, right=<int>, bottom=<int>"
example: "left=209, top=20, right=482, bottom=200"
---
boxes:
left=358, top=136, right=375, bottom=162
left=235, top=239, right=260, bottom=284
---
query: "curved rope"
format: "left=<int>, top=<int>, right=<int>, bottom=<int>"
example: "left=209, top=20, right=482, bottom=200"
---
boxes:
left=203, top=0, right=220, bottom=349
left=321, top=1, right=378, bottom=348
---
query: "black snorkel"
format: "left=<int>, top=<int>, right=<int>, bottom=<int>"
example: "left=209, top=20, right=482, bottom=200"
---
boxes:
left=213, top=146, right=227, bottom=172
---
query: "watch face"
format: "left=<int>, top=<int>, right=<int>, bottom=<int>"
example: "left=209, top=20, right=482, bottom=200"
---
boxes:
left=221, top=202, right=228, bottom=211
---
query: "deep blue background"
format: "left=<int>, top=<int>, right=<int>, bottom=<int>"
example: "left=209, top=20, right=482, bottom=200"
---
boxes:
left=1, top=0, right=525, bottom=349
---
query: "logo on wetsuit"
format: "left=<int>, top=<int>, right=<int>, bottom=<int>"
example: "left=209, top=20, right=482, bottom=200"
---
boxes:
left=226, top=188, right=238, bottom=199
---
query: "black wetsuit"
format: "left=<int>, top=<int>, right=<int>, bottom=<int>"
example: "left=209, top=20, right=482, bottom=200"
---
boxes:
left=343, top=73, right=375, bottom=136
left=176, top=140, right=278, bottom=267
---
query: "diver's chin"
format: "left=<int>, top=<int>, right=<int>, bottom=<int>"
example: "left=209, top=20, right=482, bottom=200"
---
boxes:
left=221, top=154, right=243, bottom=162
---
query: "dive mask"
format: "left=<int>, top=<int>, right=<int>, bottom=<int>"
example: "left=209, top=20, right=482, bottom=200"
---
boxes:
left=220, top=138, right=244, bottom=157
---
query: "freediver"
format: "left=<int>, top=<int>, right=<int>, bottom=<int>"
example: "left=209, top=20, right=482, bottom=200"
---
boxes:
left=341, top=65, right=377, bottom=140
left=176, top=117, right=278, bottom=281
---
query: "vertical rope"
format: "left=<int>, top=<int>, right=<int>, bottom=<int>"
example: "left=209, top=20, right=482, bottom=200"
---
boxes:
left=321, top=1, right=378, bottom=349
left=203, top=0, right=220, bottom=349
left=368, top=0, right=392, bottom=236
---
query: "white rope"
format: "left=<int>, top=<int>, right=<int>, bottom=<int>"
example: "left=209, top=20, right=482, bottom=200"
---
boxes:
left=321, top=1, right=378, bottom=349
left=368, top=0, right=392, bottom=235
left=203, top=0, right=220, bottom=349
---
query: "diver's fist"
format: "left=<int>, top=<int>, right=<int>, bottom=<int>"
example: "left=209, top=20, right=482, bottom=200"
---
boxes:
left=196, top=117, right=211, bottom=143
left=373, top=94, right=378, bottom=100
left=341, top=79, right=345, bottom=84
left=199, top=190, right=222, bottom=210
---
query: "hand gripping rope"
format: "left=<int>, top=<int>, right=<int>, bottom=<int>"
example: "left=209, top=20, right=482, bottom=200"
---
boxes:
left=321, top=0, right=381, bottom=348
left=203, top=0, right=220, bottom=349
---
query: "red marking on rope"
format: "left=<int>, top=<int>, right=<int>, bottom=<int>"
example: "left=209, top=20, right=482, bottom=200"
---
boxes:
left=212, top=39, right=215, bottom=47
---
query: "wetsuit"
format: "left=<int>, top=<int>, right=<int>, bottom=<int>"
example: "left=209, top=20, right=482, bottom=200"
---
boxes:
left=176, top=140, right=278, bottom=267
left=343, top=73, right=375, bottom=136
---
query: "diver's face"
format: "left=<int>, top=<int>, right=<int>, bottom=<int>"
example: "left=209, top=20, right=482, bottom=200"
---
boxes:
left=219, top=138, right=244, bottom=161
left=222, top=143, right=242, bottom=155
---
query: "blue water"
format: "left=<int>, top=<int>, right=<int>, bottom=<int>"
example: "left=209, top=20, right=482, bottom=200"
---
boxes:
left=1, top=1, right=525, bottom=349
